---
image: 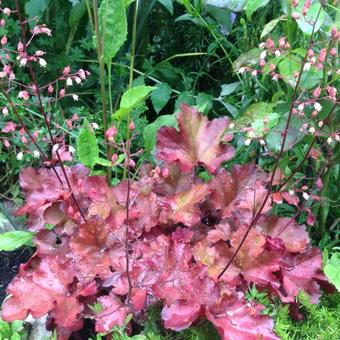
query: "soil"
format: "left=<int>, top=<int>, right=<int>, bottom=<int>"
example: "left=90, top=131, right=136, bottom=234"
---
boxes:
left=0, top=248, right=32, bottom=304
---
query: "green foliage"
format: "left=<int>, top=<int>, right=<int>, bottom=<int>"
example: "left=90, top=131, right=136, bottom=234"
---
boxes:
left=151, top=83, right=172, bottom=113
left=0, top=231, right=34, bottom=251
left=274, top=292, right=340, bottom=340
left=77, top=119, right=100, bottom=169
left=25, top=0, right=50, bottom=19
left=99, top=0, right=128, bottom=64
left=143, top=114, right=177, bottom=154
left=77, top=120, right=111, bottom=170
left=0, top=317, right=27, bottom=340
left=245, top=0, right=270, bottom=20
left=324, top=251, right=340, bottom=292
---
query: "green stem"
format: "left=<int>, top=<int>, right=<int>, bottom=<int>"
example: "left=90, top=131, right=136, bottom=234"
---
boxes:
left=92, top=0, right=110, bottom=181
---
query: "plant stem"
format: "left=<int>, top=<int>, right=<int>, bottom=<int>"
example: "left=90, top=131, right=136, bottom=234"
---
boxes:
left=123, top=0, right=139, bottom=305
left=92, top=0, right=110, bottom=180
left=218, top=5, right=323, bottom=280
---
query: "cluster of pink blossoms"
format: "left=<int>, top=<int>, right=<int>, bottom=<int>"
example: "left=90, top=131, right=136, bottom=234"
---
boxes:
left=0, top=3, right=91, bottom=160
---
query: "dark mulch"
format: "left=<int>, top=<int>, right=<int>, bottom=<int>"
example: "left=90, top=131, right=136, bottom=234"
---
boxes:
left=0, top=248, right=32, bottom=304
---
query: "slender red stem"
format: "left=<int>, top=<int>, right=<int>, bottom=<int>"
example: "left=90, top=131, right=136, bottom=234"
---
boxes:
left=218, top=5, right=323, bottom=280
left=14, top=0, right=86, bottom=221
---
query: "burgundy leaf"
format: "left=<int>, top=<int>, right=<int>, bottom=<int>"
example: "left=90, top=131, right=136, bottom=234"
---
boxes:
left=157, top=104, right=234, bottom=173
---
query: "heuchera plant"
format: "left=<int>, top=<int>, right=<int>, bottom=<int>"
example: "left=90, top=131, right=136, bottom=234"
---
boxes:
left=1, top=105, right=333, bottom=339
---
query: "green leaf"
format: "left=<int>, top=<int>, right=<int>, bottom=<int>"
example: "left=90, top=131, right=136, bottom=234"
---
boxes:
left=95, top=157, right=112, bottom=167
left=220, top=82, right=241, bottom=97
left=205, top=5, right=233, bottom=33
left=294, top=3, right=325, bottom=35
left=266, top=114, right=306, bottom=152
left=143, top=114, right=177, bottom=153
left=196, top=92, right=213, bottom=114
left=120, top=85, right=155, bottom=110
left=205, top=0, right=247, bottom=12
left=260, top=17, right=283, bottom=39
left=234, top=102, right=279, bottom=137
left=25, top=0, right=50, bottom=19
left=278, top=52, right=323, bottom=89
left=77, top=119, right=99, bottom=169
left=151, top=83, right=172, bottom=113
left=99, top=0, right=127, bottom=64
left=245, top=0, right=270, bottom=20
left=324, top=253, right=340, bottom=291
left=69, top=0, right=86, bottom=27
left=158, top=0, right=174, bottom=14
left=0, top=231, right=34, bottom=251
left=232, top=48, right=261, bottom=71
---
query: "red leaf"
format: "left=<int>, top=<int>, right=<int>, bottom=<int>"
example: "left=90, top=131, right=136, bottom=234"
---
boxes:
left=278, top=248, right=324, bottom=303
left=258, top=216, right=309, bottom=253
left=157, top=104, right=234, bottom=173
left=95, top=294, right=130, bottom=333
left=205, top=297, right=279, bottom=340
left=161, top=300, right=201, bottom=331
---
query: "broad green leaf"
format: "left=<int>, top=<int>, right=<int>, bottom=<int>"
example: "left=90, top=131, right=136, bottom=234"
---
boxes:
left=25, top=0, right=50, bottom=19
left=220, top=82, right=241, bottom=97
left=69, top=0, right=86, bottom=27
left=324, top=253, right=340, bottom=291
left=205, top=5, right=233, bottom=33
left=95, top=157, right=112, bottom=167
left=121, top=86, right=155, bottom=110
left=260, top=17, right=283, bottom=39
left=294, top=3, right=325, bottom=35
left=278, top=53, right=322, bottom=89
left=265, top=114, right=306, bottom=152
left=112, top=107, right=130, bottom=121
left=0, top=231, right=34, bottom=251
left=233, top=48, right=261, bottom=71
left=245, top=0, right=270, bottom=20
left=158, top=0, right=174, bottom=14
left=151, top=83, right=172, bottom=113
left=143, top=114, right=177, bottom=153
left=205, top=0, right=247, bottom=12
left=99, top=0, right=127, bottom=64
left=175, top=91, right=195, bottom=110
left=77, top=119, right=99, bottom=169
left=196, top=92, right=213, bottom=114
left=234, top=102, right=279, bottom=137
left=218, top=100, right=238, bottom=118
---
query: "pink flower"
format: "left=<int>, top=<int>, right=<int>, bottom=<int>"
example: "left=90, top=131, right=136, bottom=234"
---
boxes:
left=105, top=126, right=117, bottom=142
left=2, top=121, right=17, bottom=133
left=59, top=89, right=66, bottom=98
left=18, top=91, right=30, bottom=100
left=313, top=86, right=321, bottom=98
left=2, top=106, right=8, bottom=116
left=1, top=36, right=7, bottom=45
left=63, top=66, right=71, bottom=75
left=292, top=12, right=300, bottom=19
left=33, top=25, right=52, bottom=36
left=278, top=38, right=285, bottom=48
left=292, top=0, right=298, bottom=7
left=129, top=121, right=135, bottom=130
left=318, top=48, right=327, bottom=63
left=35, top=50, right=45, bottom=57
left=3, top=138, right=10, bottom=148
left=327, top=86, right=337, bottom=101
left=3, top=8, right=11, bottom=16
left=111, top=153, right=118, bottom=164
left=48, top=84, right=54, bottom=93
left=17, top=41, right=24, bottom=52
left=266, top=37, right=274, bottom=49
left=0, top=19, right=5, bottom=27
left=330, top=48, right=337, bottom=56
